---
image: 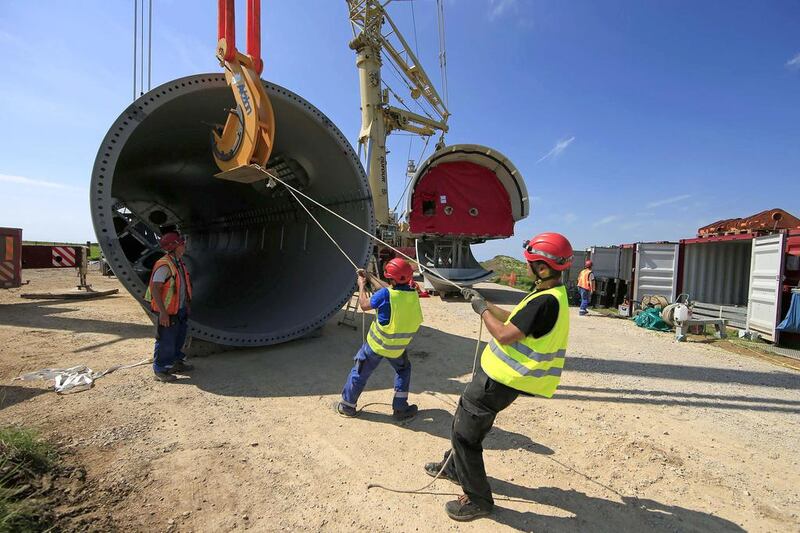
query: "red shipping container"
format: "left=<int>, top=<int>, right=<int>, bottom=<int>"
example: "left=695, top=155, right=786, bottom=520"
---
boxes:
left=0, top=228, right=22, bottom=288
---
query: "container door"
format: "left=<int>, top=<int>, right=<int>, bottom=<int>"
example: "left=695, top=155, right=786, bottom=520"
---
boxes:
left=634, top=243, right=679, bottom=302
left=746, top=233, right=786, bottom=342
left=590, top=247, right=621, bottom=278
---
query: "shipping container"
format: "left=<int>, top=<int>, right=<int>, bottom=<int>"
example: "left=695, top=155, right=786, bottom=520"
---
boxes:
left=562, top=250, right=588, bottom=286
left=633, top=242, right=680, bottom=302
left=618, top=244, right=635, bottom=283
left=677, top=231, right=799, bottom=343
left=0, top=228, right=22, bottom=288
left=589, top=246, right=621, bottom=279
left=779, top=230, right=800, bottom=347
left=679, top=234, right=753, bottom=330
left=747, top=233, right=787, bottom=343
left=22, top=244, right=86, bottom=269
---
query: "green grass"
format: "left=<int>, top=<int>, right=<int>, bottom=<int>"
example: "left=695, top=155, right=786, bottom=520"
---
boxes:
left=0, top=427, right=56, bottom=533
left=480, top=255, right=535, bottom=291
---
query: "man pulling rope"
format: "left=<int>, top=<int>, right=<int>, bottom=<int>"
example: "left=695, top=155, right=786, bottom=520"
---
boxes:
left=422, top=232, right=574, bottom=521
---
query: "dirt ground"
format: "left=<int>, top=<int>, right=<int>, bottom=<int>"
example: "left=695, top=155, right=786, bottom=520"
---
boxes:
left=1, top=269, right=799, bottom=532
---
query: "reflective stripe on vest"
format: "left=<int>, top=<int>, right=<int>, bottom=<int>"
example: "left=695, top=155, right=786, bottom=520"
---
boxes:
left=144, top=255, right=192, bottom=315
left=480, top=285, right=569, bottom=397
left=366, top=288, right=423, bottom=358
left=577, top=268, right=593, bottom=290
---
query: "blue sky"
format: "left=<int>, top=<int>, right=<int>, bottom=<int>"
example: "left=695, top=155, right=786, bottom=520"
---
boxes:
left=1, top=0, right=798, bottom=260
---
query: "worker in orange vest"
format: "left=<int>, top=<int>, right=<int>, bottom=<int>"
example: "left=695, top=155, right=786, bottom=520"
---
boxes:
left=577, top=259, right=595, bottom=316
left=144, top=231, right=194, bottom=382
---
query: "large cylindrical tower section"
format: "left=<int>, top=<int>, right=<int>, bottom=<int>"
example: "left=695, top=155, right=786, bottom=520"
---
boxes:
left=90, top=74, right=374, bottom=346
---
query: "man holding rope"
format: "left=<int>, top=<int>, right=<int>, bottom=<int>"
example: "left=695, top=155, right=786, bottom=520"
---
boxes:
left=336, top=258, right=423, bottom=421
left=424, top=232, right=573, bottom=521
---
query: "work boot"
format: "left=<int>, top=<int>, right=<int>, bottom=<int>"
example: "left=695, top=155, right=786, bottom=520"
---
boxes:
left=170, top=360, right=194, bottom=373
left=392, top=404, right=418, bottom=421
left=154, top=371, right=177, bottom=383
left=445, top=494, right=491, bottom=522
left=424, top=462, right=460, bottom=485
left=335, top=401, right=357, bottom=418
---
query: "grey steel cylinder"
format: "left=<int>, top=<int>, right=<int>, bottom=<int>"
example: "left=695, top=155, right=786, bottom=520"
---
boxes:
left=90, top=74, right=374, bottom=346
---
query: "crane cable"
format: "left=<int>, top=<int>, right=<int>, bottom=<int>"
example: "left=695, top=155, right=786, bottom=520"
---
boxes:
left=436, top=0, right=449, bottom=108
left=251, top=165, right=464, bottom=291
left=132, top=0, right=154, bottom=101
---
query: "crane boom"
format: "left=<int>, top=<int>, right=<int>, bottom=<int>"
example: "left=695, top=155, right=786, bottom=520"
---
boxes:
left=347, top=0, right=450, bottom=227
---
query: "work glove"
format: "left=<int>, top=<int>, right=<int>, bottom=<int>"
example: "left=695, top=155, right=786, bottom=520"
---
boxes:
left=461, top=288, right=481, bottom=301
left=471, top=296, right=489, bottom=316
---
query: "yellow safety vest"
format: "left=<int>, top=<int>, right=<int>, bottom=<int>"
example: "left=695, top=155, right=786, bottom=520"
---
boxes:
left=480, top=285, right=569, bottom=397
left=577, top=268, right=593, bottom=290
left=366, top=288, right=423, bottom=358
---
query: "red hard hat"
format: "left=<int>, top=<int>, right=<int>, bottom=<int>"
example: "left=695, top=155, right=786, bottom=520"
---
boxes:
left=585, top=259, right=593, bottom=268
left=384, top=258, right=414, bottom=284
left=159, top=231, right=185, bottom=252
left=522, top=232, right=573, bottom=271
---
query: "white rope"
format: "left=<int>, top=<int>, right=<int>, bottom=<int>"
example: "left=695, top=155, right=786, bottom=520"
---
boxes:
left=284, top=185, right=359, bottom=271
left=252, top=165, right=465, bottom=291
left=367, top=316, right=484, bottom=494
left=255, top=165, right=491, bottom=495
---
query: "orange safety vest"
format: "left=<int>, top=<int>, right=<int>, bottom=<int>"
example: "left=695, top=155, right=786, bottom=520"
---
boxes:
left=144, top=254, right=192, bottom=315
left=577, top=268, right=593, bottom=290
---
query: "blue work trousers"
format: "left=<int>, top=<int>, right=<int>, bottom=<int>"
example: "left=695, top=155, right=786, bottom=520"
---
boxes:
left=341, top=342, right=411, bottom=411
left=153, top=308, right=188, bottom=373
left=579, top=288, right=591, bottom=315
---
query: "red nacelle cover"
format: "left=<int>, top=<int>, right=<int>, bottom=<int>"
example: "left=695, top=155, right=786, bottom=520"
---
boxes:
left=409, top=161, right=513, bottom=237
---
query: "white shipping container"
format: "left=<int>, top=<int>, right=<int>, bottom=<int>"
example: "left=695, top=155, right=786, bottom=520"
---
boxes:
left=633, top=243, right=679, bottom=302
left=746, top=234, right=786, bottom=342
left=589, top=246, right=621, bottom=279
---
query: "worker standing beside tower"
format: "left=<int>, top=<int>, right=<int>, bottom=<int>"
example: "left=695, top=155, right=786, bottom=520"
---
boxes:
left=577, top=259, right=595, bottom=316
left=424, top=232, right=573, bottom=522
left=337, top=258, right=423, bottom=421
left=144, top=231, right=194, bottom=382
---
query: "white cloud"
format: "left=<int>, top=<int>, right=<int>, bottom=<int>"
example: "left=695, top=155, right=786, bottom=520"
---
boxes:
left=488, top=0, right=518, bottom=21
left=537, top=136, right=576, bottom=163
left=593, top=215, right=620, bottom=227
left=0, top=173, right=76, bottom=190
left=564, top=212, right=577, bottom=223
left=786, top=53, right=800, bottom=69
left=645, top=194, right=691, bottom=209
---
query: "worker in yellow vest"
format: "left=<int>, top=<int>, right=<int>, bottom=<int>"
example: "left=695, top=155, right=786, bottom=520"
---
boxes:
left=144, top=231, right=194, bottom=382
left=423, top=232, right=573, bottom=521
left=336, top=258, right=423, bottom=421
left=577, top=259, right=595, bottom=316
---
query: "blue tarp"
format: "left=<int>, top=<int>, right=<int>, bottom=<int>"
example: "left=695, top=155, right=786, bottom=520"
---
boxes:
left=777, top=292, right=800, bottom=333
left=634, top=307, right=671, bottom=332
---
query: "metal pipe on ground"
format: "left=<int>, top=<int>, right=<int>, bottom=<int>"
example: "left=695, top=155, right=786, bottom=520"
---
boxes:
left=91, top=74, right=375, bottom=347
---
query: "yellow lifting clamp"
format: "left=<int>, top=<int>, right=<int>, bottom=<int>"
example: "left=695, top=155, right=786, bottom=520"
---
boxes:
left=212, top=0, right=276, bottom=183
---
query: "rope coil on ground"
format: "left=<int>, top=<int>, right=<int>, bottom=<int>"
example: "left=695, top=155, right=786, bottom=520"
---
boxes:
left=367, top=320, right=484, bottom=494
